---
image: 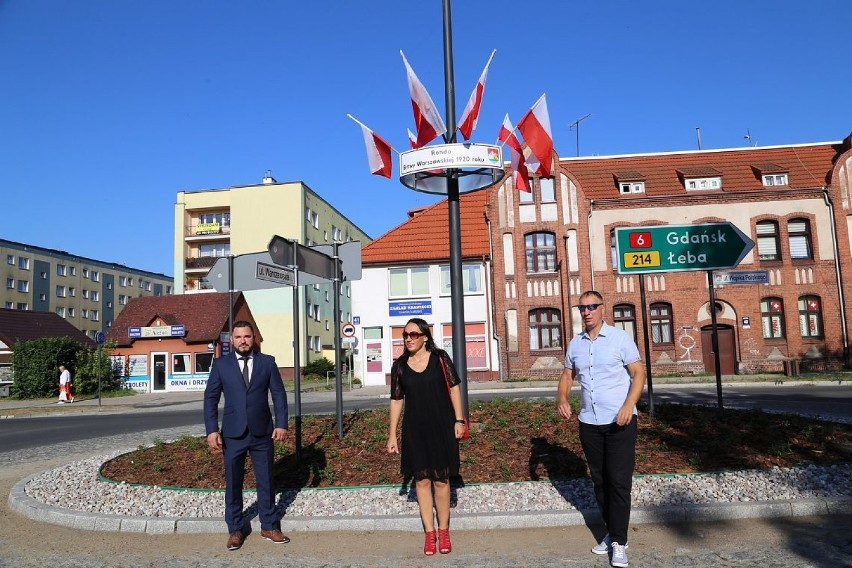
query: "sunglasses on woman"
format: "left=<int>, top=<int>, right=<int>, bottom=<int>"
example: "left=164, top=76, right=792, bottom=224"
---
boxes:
left=402, top=331, right=425, bottom=340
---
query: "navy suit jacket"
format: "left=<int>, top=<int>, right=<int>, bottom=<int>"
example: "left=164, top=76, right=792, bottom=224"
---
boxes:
left=203, top=351, right=289, bottom=438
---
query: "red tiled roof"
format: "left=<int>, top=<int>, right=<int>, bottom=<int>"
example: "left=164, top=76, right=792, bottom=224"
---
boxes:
left=560, top=142, right=842, bottom=199
left=0, top=308, right=95, bottom=347
left=106, top=292, right=250, bottom=347
left=362, top=188, right=490, bottom=265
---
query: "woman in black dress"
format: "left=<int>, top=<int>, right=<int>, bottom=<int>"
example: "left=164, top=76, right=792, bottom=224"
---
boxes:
left=387, top=317, right=466, bottom=556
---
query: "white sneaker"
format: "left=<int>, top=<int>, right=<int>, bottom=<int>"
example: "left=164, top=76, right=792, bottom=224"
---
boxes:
left=591, top=533, right=611, bottom=555
left=57, top=401, right=65, bottom=404
left=610, top=541, right=629, bottom=567
left=592, top=534, right=628, bottom=555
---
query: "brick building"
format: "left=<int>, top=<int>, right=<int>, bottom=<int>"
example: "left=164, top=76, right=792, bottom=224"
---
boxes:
left=487, top=134, right=852, bottom=378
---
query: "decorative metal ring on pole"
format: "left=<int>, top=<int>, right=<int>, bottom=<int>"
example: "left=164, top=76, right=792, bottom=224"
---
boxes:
left=399, top=143, right=505, bottom=194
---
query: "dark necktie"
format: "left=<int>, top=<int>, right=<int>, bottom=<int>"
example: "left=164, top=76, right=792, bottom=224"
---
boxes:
left=239, top=356, right=250, bottom=387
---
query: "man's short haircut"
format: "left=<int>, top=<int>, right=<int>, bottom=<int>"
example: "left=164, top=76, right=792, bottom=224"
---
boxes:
left=232, top=320, right=254, bottom=333
left=579, top=290, right=604, bottom=303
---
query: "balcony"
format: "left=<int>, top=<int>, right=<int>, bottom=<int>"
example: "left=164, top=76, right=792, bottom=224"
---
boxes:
left=186, top=257, right=218, bottom=270
left=184, top=224, right=231, bottom=240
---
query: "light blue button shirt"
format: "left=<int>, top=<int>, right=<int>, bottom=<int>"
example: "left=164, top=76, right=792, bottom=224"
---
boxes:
left=564, top=322, right=641, bottom=425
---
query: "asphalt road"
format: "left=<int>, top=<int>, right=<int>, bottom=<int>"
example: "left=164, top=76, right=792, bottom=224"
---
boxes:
left=1, top=383, right=849, bottom=453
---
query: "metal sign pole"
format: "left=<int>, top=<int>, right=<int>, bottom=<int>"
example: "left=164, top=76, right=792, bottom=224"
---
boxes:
left=333, top=243, right=345, bottom=439
left=707, top=270, right=724, bottom=409
left=291, top=242, right=302, bottom=462
left=638, top=274, right=654, bottom=416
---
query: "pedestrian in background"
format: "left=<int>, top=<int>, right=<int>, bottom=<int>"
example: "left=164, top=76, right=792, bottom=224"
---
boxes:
left=203, top=320, right=289, bottom=551
left=557, top=291, right=646, bottom=568
left=58, top=365, right=73, bottom=404
left=387, top=317, right=466, bottom=556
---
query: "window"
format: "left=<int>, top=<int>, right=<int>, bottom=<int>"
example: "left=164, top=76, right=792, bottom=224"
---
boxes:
left=172, top=354, right=191, bottom=374
left=91, top=310, right=99, bottom=321
left=4, top=301, right=12, bottom=309
left=439, top=264, right=483, bottom=295
left=68, top=307, right=75, bottom=317
left=799, top=295, right=823, bottom=338
left=525, top=232, right=556, bottom=272
left=199, top=211, right=230, bottom=229
left=6, top=254, right=13, bottom=265
left=91, top=291, right=99, bottom=302
left=91, top=271, right=99, bottom=282
left=139, top=279, right=144, bottom=288
left=17, top=280, right=28, bottom=293
left=762, top=174, right=788, bottom=186
left=540, top=178, right=555, bottom=202
left=82, top=289, right=89, bottom=299
left=81, top=309, right=88, bottom=319
left=143, top=281, right=151, bottom=292
left=760, top=297, right=785, bottom=339
left=195, top=353, right=214, bottom=373
left=57, top=264, right=67, bottom=276
left=39, top=271, right=47, bottom=279
left=650, top=303, right=673, bottom=345
left=199, top=243, right=230, bottom=257
left=106, top=301, right=113, bottom=309
left=619, top=181, right=645, bottom=194
left=519, top=184, right=534, bottom=203
left=529, top=309, right=562, bottom=350
left=756, top=220, right=780, bottom=261
left=106, top=282, right=112, bottom=290
left=56, top=285, right=66, bottom=297
left=69, top=287, right=76, bottom=297
left=82, top=268, right=89, bottom=278
left=55, top=307, right=65, bottom=318
left=128, top=277, right=134, bottom=286
left=388, top=267, right=430, bottom=298
left=16, top=303, right=28, bottom=310
left=612, top=304, right=637, bottom=341
left=119, top=295, right=127, bottom=305
left=39, top=293, right=46, bottom=301
left=5, top=278, right=12, bottom=289
left=685, top=177, right=721, bottom=190
left=166, top=286, right=172, bottom=294
left=788, top=218, right=813, bottom=260
left=442, top=322, right=488, bottom=367
left=18, top=257, right=29, bottom=270
left=119, top=276, right=127, bottom=286
left=69, top=266, right=76, bottom=276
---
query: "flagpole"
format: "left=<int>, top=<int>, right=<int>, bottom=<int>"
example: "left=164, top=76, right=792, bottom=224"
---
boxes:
left=441, top=0, right=470, bottom=416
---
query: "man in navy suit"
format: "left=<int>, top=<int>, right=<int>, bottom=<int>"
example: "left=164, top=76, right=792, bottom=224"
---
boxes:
left=204, top=320, right=289, bottom=551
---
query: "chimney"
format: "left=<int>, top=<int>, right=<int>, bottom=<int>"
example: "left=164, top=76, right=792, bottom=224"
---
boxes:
left=262, top=170, right=277, bottom=184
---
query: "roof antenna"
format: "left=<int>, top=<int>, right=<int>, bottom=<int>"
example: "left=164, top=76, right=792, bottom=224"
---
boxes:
left=744, top=129, right=757, bottom=147
left=695, top=127, right=702, bottom=150
left=568, top=114, right=591, bottom=157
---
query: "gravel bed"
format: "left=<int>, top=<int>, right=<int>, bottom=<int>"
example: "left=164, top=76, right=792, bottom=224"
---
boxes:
left=22, top=451, right=852, bottom=519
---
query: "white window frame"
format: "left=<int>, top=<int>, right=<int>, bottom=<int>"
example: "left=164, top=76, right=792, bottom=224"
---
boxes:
left=91, top=310, right=99, bottom=321
left=56, top=285, right=66, bottom=297
left=685, top=177, right=721, bottom=190
left=619, top=181, right=645, bottom=194
left=57, top=264, right=67, bottom=276
left=55, top=306, right=65, bottom=317
left=91, top=270, right=100, bottom=282
left=6, top=255, right=13, bottom=265
left=91, top=291, right=99, bottom=302
left=762, top=174, right=788, bottom=186
left=172, top=353, right=192, bottom=374
left=388, top=267, right=430, bottom=298
left=119, top=276, right=127, bottom=286
left=439, top=263, right=483, bottom=296
left=17, top=280, right=28, bottom=293
left=18, top=257, right=29, bottom=270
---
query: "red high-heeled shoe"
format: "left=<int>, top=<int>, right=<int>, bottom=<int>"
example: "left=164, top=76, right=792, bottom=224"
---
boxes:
left=423, top=530, right=437, bottom=556
left=438, top=528, right=452, bottom=554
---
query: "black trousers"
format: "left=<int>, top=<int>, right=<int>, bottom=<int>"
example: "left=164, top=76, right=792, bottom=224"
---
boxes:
left=579, top=416, right=637, bottom=545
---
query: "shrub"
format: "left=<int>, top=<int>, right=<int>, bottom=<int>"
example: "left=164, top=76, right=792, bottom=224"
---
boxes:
left=303, top=357, right=334, bottom=377
left=10, top=337, right=82, bottom=398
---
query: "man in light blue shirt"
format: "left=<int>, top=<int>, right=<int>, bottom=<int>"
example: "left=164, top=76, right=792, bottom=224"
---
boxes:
left=557, top=290, right=645, bottom=567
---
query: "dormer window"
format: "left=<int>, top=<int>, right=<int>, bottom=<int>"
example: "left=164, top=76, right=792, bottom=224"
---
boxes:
left=677, top=167, right=722, bottom=191
left=620, top=181, right=645, bottom=194
left=762, top=174, right=788, bottom=186
left=614, top=172, right=645, bottom=195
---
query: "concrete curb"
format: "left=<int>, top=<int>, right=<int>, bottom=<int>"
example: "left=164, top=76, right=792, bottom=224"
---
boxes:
left=9, top=470, right=852, bottom=534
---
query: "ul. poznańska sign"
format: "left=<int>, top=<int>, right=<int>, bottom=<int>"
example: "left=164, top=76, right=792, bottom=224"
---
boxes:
left=614, top=223, right=754, bottom=274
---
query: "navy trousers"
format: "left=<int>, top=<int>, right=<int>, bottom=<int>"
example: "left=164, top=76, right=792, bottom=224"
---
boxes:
left=579, top=416, right=637, bottom=545
left=222, top=431, right=277, bottom=533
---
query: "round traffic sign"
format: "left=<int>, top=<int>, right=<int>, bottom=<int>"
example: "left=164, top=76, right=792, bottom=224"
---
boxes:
left=342, top=323, right=356, bottom=337
left=96, top=331, right=106, bottom=345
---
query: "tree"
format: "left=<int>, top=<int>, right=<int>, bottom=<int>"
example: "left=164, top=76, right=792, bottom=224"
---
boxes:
left=10, top=337, right=81, bottom=398
left=74, top=342, right=120, bottom=395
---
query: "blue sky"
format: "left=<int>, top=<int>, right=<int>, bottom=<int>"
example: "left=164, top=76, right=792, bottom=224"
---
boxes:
left=1, top=1, right=849, bottom=276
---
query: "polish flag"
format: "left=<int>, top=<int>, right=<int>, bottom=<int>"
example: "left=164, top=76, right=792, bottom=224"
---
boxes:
left=407, top=129, right=418, bottom=149
left=401, top=51, right=447, bottom=148
left=497, top=114, right=531, bottom=193
left=517, top=94, right=554, bottom=177
left=348, top=115, right=393, bottom=178
left=457, top=50, right=496, bottom=141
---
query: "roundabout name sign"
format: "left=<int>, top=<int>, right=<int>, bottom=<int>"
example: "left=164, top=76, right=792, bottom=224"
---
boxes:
left=399, top=143, right=504, bottom=194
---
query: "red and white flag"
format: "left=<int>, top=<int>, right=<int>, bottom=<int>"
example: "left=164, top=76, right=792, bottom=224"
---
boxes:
left=457, top=50, right=496, bottom=141
left=401, top=51, right=447, bottom=148
left=497, top=114, right=530, bottom=193
left=517, top=94, right=553, bottom=177
left=348, top=114, right=394, bottom=178
left=407, top=129, right=418, bottom=149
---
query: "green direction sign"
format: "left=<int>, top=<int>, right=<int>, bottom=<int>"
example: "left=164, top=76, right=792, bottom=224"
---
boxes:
left=615, top=223, right=754, bottom=274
